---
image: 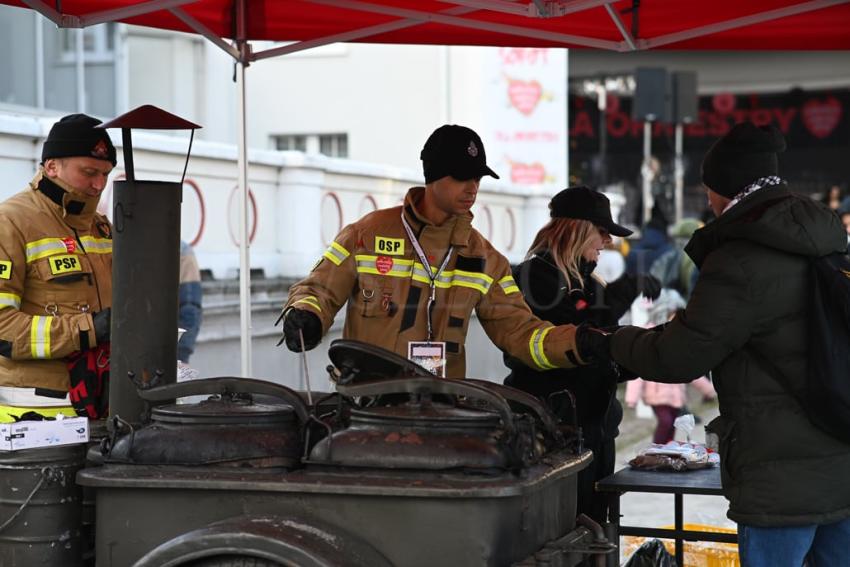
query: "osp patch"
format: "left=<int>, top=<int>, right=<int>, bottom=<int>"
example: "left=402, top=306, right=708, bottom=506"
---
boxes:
left=375, top=236, right=404, bottom=256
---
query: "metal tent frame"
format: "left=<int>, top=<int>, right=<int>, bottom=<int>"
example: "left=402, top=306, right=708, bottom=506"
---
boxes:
left=9, top=0, right=850, bottom=376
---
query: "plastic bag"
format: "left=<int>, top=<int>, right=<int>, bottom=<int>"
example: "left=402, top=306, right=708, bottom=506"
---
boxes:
left=673, top=413, right=695, bottom=441
left=629, top=441, right=719, bottom=471
left=623, top=538, right=678, bottom=567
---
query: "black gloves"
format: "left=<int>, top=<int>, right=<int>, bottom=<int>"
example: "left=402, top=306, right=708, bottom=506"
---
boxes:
left=278, top=308, right=323, bottom=352
left=575, top=324, right=612, bottom=365
left=92, top=308, right=111, bottom=344
left=636, top=274, right=663, bottom=300
left=607, top=273, right=663, bottom=304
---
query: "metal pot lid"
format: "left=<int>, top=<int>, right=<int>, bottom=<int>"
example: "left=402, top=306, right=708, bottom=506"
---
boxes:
left=350, top=403, right=501, bottom=429
left=328, top=339, right=433, bottom=383
left=152, top=396, right=297, bottom=425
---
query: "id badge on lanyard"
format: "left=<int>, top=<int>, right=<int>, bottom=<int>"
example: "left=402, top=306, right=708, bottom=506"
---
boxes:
left=401, top=211, right=453, bottom=377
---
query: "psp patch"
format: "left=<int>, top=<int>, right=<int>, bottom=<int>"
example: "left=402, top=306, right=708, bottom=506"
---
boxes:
left=375, top=236, right=405, bottom=256
left=49, top=254, right=82, bottom=276
left=0, top=261, right=11, bottom=280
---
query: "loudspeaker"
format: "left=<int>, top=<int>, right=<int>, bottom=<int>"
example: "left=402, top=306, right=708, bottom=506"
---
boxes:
left=633, top=67, right=670, bottom=123
left=673, top=71, right=698, bottom=123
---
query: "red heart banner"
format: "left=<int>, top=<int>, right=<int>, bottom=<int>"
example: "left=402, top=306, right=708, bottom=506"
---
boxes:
left=508, top=79, right=543, bottom=116
left=510, top=161, right=546, bottom=184
left=802, top=96, right=843, bottom=139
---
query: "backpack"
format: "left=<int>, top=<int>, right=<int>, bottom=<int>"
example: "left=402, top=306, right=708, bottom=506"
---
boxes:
left=803, top=252, right=850, bottom=442
left=753, top=252, right=850, bottom=443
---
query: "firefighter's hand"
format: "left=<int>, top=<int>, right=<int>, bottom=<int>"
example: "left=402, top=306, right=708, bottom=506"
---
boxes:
left=279, top=308, right=322, bottom=352
left=575, top=324, right=611, bottom=365
left=92, top=308, right=111, bottom=344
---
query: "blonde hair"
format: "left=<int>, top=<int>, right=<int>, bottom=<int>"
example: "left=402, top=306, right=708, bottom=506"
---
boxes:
left=526, top=217, right=598, bottom=289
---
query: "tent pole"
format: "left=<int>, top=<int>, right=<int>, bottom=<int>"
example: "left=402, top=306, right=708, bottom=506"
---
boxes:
left=641, top=120, right=652, bottom=225
left=674, top=123, right=684, bottom=225
left=236, top=57, right=252, bottom=377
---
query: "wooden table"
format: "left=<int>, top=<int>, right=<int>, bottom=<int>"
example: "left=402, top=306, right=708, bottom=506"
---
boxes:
left=596, top=466, right=737, bottom=566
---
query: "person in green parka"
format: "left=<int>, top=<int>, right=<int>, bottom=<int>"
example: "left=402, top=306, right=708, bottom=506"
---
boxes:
left=586, top=122, right=850, bottom=566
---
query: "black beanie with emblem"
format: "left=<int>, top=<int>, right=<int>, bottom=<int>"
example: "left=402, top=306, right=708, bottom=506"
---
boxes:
left=421, top=124, right=499, bottom=184
left=701, top=121, right=786, bottom=199
left=41, top=113, right=117, bottom=166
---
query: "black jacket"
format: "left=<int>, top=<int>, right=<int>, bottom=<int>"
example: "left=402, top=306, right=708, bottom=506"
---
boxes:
left=505, top=253, right=632, bottom=435
left=612, top=183, right=850, bottom=526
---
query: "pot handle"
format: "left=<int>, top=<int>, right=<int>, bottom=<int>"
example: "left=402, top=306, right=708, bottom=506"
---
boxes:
left=462, top=378, right=563, bottom=442
left=136, top=377, right=310, bottom=423
left=336, top=377, right=515, bottom=436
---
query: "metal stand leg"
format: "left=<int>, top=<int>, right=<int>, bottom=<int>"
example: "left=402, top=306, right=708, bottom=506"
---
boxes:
left=674, top=493, right=683, bottom=566
left=605, top=492, right=622, bottom=567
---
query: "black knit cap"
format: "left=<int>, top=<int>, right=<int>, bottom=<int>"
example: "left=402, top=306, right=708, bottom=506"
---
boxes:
left=549, top=185, right=632, bottom=237
left=420, top=124, right=499, bottom=183
left=701, top=121, right=786, bottom=198
left=41, top=113, right=117, bottom=166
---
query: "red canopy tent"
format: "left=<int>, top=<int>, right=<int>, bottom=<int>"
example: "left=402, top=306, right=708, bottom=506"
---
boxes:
left=5, top=0, right=849, bottom=374
left=5, top=0, right=850, bottom=52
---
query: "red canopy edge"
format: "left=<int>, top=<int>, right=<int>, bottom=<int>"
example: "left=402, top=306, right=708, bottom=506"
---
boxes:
left=6, top=0, right=850, bottom=61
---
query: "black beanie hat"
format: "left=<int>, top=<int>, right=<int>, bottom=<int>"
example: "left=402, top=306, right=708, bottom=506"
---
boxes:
left=420, top=124, right=499, bottom=184
left=41, top=113, right=117, bottom=166
left=701, top=121, right=785, bottom=198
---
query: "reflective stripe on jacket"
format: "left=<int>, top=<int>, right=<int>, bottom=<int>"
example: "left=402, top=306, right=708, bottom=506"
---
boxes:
left=0, top=172, right=111, bottom=391
left=285, top=186, right=584, bottom=379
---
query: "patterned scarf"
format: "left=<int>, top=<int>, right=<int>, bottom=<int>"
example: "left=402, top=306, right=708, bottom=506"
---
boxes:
left=721, top=176, right=784, bottom=215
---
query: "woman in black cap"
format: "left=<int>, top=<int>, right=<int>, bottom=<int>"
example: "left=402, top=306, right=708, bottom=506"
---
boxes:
left=504, top=185, right=661, bottom=523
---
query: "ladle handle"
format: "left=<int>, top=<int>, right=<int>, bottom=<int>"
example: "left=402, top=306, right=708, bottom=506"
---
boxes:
left=136, top=377, right=309, bottom=423
left=336, top=377, right=516, bottom=436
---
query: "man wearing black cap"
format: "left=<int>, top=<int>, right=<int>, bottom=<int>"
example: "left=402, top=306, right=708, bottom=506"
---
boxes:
left=0, top=114, right=116, bottom=421
left=591, top=122, right=850, bottom=565
left=279, top=124, right=594, bottom=378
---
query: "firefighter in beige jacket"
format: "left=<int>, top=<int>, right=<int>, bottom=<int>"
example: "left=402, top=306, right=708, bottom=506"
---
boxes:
left=0, top=114, right=115, bottom=416
left=281, top=125, right=594, bottom=378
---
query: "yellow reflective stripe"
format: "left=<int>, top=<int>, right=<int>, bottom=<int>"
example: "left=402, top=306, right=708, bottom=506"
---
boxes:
left=529, top=326, right=558, bottom=370
left=79, top=236, right=112, bottom=254
left=499, top=275, right=520, bottom=295
left=30, top=315, right=52, bottom=359
left=330, top=241, right=350, bottom=258
left=450, top=269, right=493, bottom=294
left=355, top=255, right=414, bottom=278
left=293, top=297, right=322, bottom=312
left=322, top=241, right=351, bottom=266
left=414, top=265, right=493, bottom=293
left=0, top=293, right=21, bottom=309
left=353, top=256, right=492, bottom=293
left=25, top=238, right=68, bottom=263
left=322, top=250, right=343, bottom=266
left=0, top=405, right=75, bottom=424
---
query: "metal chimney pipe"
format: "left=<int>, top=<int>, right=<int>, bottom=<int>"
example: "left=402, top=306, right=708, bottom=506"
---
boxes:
left=110, top=180, right=182, bottom=423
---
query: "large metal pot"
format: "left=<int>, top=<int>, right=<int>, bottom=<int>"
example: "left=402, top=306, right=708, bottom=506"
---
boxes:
left=104, top=378, right=308, bottom=469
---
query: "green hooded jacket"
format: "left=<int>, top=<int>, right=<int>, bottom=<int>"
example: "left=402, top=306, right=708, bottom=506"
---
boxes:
left=611, top=183, right=850, bottom=527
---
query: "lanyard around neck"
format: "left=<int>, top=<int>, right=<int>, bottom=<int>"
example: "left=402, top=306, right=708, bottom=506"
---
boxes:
left=401, top=211, right=454, bottom=341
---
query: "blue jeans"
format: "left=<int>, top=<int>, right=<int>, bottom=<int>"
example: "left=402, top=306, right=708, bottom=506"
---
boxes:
left=739, top=517, right=850, bottom=567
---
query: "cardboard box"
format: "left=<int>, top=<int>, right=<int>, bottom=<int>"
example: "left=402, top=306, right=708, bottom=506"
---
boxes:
left=0, top=416, right=89, bottom=451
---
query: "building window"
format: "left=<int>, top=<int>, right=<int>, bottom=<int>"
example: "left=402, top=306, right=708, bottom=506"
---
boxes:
left=274, top=135, right=307, bottom=152
left=319, top=134, right=348, bottom=158
left=60, top=23, right=115, bottom=63
left=273, top=133, right=348, bottom=158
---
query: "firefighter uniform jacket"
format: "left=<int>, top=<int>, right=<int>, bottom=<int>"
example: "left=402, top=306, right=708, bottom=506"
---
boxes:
left=285, top=187, right=584, bottom=378
left=0, top=172, right=112, bottom=392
